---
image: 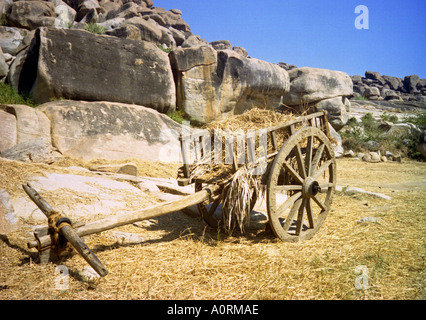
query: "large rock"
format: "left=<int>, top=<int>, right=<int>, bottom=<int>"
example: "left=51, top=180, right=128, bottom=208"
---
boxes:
left=364, top=86, right=381, bottom=99
left=403, top=75, right=420, bottom=94
left=382, top=75, right=402, bottom=91
left=0, top=169, right=160, bottom=237
left=0, top=46, right=8, bottom=81
left=0, top=109, right=17, bottom=152
left=170, top=47, right=290, bottom=123
left=19, top=27, right=175, bottom=113
left=282, top=67, right=353, bottom=105
left=0, top=139, right=55, bottom=164
left=123, top=16, right=162, bottom=43
left=0, top=104, right=51, bottom=144
left=37, top=100, right=183, bottom=162
left=0, top=26, right=27, bottom=55
left=315, top=96, right=350, bottom=131
left=6, top=1, right=56, bottom=30
left=382, top=122, right=422, bottom=138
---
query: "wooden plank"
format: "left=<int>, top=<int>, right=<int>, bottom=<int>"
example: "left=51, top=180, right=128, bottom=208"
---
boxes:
left=270, top=131, right=278, bottom=151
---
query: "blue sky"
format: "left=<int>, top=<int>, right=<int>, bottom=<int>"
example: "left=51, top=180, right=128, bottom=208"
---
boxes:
left=155, top=0, right=426, bottom=79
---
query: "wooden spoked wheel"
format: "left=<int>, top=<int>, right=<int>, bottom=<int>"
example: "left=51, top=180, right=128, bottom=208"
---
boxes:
left=266, top=127, right=336, bottom=242
left=195, top=181, right=258, bottom=229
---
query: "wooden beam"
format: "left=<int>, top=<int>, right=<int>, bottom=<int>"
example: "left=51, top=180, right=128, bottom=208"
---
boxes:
left=23, top=183, right=108, bottom=277
left=28, top=184, right=220, bottom=250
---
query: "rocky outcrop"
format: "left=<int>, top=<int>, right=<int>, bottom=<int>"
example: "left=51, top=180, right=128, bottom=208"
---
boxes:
left=37, top=100, right=183, bottom=162
left=170, top=45, right=290, bottom=123
left=282, top=67, right=353, bottom=130
left=5, top=1, right=56, bottom=30
left=17, top=27, right=176, bottom=113
left=351, top=71, right=426, bottom=102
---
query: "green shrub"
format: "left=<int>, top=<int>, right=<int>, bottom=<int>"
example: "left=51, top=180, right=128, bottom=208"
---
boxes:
left=0, top=83, right=38, bottom=107
left=346, top=117, right=358, bottom=127
left=85, top=22, right=106, bottom=35
left=158, top=44, right=173, bottom=54
left=380, top=112, right=399, bottom=124
left=0, top=14, right=7, bottom=26
left=167, top=109, right=192, bottom=124
left=341, top=111, right=424, bottom=161
left=401, top=113, right=426, bottom=129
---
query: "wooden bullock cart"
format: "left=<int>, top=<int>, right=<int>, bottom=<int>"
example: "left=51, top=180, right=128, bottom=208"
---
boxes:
left=24, top=110, right=336, bottom=277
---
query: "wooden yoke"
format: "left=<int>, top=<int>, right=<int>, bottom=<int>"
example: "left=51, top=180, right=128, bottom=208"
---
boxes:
left=23, top=183, right=108, bottom=277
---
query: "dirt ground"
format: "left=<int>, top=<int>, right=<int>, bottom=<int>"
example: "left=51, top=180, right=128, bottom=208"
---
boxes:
left=0, top=158, right=425, bottom=300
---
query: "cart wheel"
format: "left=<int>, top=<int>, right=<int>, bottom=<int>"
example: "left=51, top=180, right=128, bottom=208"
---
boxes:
left=266, top=127, right=336, bottom=242
left=195, top=181, right=258, bottom=229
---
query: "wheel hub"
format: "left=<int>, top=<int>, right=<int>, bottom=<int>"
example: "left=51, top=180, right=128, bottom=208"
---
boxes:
left=303, top=177, right=321, bottom=197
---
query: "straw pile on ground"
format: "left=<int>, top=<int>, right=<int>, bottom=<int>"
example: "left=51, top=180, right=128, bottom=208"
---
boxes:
left=189, top=108, right=298, bottom=234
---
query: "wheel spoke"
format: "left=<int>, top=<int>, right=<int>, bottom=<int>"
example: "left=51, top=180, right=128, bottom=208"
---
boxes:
left=274, top=185, right=303, bottom=192
left=305, top=136, right=313, bottom=177
left=208, top=197, right=221, bottom=216
left=311, top=143, right=325, bottom=174
left=306, top=198, right=314, bottom=229
left=319, top=183, right=334, bottom=191
left=295, top=198, right=306, bottom=236
left=276, top=191, right=302, bottom=217
left=295, top=145, right=306, bottom=179
left=282, top=197, right=303, bottom=232
left=282, top=160, right=304, bottom=184
left=312, top=195, right=326, bottom=211
left=312, top=159, right=333, bottom=180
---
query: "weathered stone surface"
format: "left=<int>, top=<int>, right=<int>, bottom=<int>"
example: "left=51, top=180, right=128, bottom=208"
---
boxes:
left=105, top=23, right=141, bottom=40
left=37, top=100, right=183, bottom=162
left=232, top=46, right=248, bottom=57
left=282, top=67, right=353, bottom=105
left=169, top=45, right=216, bottom=72
left=6, top=1, right=56, bottom=30
left=0, top=170, right=160, bottom=237
left=181, top=34, right=205, bottom=48
left=365, top=70, right=385, bottom=85
left=403, top=75, right=420, bottom=93
left=0, top=46, right=8, bottom=81
left=0, top=139, right=55, bottom=163
left=382, top=75, right=402, bottom=91
left=0, top=109, right=17, bottom=152
left=0, top=104, right=51, bottom=144
left=170, top=47, right=290, bottom=123
left=315, top=96, right=350, bottom=130
left=382, top=89, right=401, bottom=101
left=364, top=86, right=381, bottom=99
left=382, top=122, right=422, bottom=138
left=169, top=27, right=185, bottom=46
left=19, top=28, right=175, bottom=113
left=89, top=163, right=138, bottom=176
left=210, top=40, right=232, bottom=51
left=0, top=26, right=27, bottom=56
left=51, top=0, right=77, bottom=28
